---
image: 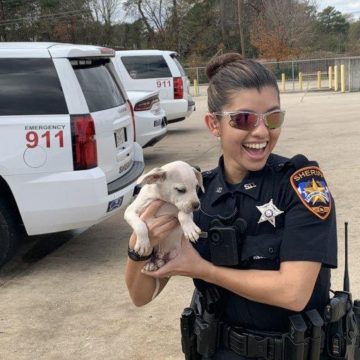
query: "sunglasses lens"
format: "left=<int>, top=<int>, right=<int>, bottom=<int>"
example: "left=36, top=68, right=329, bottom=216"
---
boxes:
left=230, top=113, right=257, bottom=130
left=226, top=111, right=285, bottom=130
left=265, top=111, right=284, bottom=129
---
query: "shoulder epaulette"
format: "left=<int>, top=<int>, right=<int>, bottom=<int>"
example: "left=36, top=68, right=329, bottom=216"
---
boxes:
left=288, top=154, right=318, bottom=169
left=267, top=153, right=290, bottom=172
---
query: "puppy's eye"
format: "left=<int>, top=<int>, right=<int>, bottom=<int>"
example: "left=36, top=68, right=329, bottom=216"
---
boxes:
left=175, top=187, right=186, bottom=194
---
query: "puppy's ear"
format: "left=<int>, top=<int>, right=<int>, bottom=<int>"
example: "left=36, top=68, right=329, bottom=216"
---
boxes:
left=137, top=167, right=167, bottom=185
left=193, top=168, right=205, bottom=193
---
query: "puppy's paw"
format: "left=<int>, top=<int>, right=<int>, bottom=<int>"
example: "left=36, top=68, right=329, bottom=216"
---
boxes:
left=143, top=261, right=158, bottom=272
left=182, top=222, right=201, bottom=242
left=134, top=237, right=152, bottom=256
left=155, top=258, right=165, bottom=269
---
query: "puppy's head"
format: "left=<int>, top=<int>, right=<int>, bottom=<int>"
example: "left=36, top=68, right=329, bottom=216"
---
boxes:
left=137, top=161, right=204, bottom=213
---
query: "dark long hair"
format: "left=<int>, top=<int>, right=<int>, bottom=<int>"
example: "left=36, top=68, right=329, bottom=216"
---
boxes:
left=206, top=53, right=279, bottom=113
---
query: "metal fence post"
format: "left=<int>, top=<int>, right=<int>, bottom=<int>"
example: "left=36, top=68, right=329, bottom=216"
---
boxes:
left=348, top=58, right=351, bottom=92
left=299, top=72, right=303, bottom=91
left=328, top=66, right=333, bottom=89
left=281, top=73, right=286, bottom=91
left=334, top=65, right=339, bottom=91
left=194, top=79, right=199, bottom=96
left=341, top=64, right=345, bottom=93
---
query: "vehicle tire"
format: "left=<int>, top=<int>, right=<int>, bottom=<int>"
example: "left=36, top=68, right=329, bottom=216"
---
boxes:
left=0, top=199, right=19, bottom=266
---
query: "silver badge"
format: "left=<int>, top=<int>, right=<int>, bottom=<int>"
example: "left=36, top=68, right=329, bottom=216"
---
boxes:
left=256, top=199, right=283, bottom=227
left=215, top=186, right=223, bottom=193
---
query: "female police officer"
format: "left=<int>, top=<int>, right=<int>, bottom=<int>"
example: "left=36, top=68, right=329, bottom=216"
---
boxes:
left=125, top=53, right=337, bottom=359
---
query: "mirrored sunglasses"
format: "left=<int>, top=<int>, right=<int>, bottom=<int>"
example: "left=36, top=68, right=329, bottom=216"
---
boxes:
left=213, top=110, right=285, bottom=131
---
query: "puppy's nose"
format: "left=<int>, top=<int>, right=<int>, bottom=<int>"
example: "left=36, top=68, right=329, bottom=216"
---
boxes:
left=192, top=201, right=200, bottom=211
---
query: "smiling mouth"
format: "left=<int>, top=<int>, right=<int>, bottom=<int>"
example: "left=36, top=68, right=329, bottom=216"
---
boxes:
left=243, top=141, right=268, bottom=160
left=243, top=142, right=267, bottom=151
left=242, top=142, right=268, bottom=156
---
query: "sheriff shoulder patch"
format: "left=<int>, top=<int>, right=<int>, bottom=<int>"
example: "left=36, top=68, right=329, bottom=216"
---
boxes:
left=290, top=166, right=331, bottom=220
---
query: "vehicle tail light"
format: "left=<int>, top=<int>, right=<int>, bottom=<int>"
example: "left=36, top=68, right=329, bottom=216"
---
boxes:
left=173, top=77, right=183, bottom=99
left=100, top=47, right=115, bottom=56
left=71, top=114, right=97, bottom=170
left=127, top=100, right=136, bottom=141
left=134, top=96, right=160, bottom=111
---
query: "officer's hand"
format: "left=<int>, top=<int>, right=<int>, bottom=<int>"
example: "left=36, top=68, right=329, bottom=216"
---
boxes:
left=141, top=235, right=207, bottom=279
left=139, top=200, right=179, bottom=248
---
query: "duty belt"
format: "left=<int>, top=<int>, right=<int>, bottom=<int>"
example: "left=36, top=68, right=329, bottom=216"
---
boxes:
left=181, top=289, right=329, bottom=359
left=221, top=325, right=284, bottom=360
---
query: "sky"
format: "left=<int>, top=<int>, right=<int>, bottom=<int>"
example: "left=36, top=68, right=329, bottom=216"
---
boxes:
left=318, top=0, right=360, bottom=19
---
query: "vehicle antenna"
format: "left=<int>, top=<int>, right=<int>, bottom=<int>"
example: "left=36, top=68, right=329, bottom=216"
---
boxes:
left=343, top=222, right=350, bottom=292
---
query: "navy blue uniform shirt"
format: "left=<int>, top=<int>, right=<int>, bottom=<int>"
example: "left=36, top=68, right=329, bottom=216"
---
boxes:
left=193, top=153, right=337, bottom=332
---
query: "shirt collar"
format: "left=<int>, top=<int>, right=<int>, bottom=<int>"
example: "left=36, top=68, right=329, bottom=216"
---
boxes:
left=208, top=156, right=267, bottom=205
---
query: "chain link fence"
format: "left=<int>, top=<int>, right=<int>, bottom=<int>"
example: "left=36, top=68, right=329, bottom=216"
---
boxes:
left=185, top=57, right=360, bottom=96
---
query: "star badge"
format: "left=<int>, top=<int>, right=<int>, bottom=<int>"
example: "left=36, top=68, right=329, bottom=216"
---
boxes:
left=256, top=199, right=284, bottom=227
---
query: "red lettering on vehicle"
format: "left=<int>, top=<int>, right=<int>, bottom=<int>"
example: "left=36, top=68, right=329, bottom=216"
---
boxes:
left=26, top=131, right=39, bottom=148
left=41, top=131, right=51, bottom=148
left=156, top=80, right=171, bottom=88
left=55, top=130, right=64, bottom=147
left=26, top=130, right=64, bottom=148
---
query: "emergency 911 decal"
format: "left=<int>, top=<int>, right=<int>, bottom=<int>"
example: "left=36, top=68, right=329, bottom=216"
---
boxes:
left=290, top=166, right=331, bottom=220
left=25, top=125, right=65, bottom=148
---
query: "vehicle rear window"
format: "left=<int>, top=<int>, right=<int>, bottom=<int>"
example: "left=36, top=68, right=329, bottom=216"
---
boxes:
left=171, top=55, right=186, bottom=77
left=121, top=55, right=172, bottom=79
left=72, top=59, right=126, bottom=112
left=0, top=58, right=68, bottom=115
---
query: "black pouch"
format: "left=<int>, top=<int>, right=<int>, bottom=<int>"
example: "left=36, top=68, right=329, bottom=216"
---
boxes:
left=283, top=314, right=307, bottom=360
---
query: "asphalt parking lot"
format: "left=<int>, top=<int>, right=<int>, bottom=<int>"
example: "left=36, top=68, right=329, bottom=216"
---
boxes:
left=0, top=90, right=359, bottom=360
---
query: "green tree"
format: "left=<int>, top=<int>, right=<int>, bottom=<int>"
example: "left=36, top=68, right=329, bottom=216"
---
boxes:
left=112, top=19, right=148, bottom=49
left=0, top=0, right=38, bottom=41
left=315, top=6, right=350, bottom=53
left=317, top=6, right=350, bottom=33
left=0, top=0, right=95, bottom=42
left=347, top=19, right=360, bottom=54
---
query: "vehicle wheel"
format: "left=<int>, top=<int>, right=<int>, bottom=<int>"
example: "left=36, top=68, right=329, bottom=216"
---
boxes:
left=0, top=199, right=19, bottom=266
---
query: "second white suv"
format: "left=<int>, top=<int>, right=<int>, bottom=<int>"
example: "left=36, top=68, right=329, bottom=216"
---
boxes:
left=0, top=42, right=144, bottom=266
left=113, top=50, right=195, bottom=123
left=127, top=90, right=167, bottom=148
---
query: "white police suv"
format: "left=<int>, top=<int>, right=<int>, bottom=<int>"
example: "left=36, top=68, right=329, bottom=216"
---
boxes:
left=0, top=42, right=144, bottom=266
left=113, top=50, right=195, bottom=123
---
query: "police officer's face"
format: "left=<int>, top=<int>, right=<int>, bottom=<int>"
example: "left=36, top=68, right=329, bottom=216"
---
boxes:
left=207, top=86, right=281, bottom=182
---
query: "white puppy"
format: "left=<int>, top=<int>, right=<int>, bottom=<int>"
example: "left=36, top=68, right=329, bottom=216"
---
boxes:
left=124, top=160, right=204, bottom=272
